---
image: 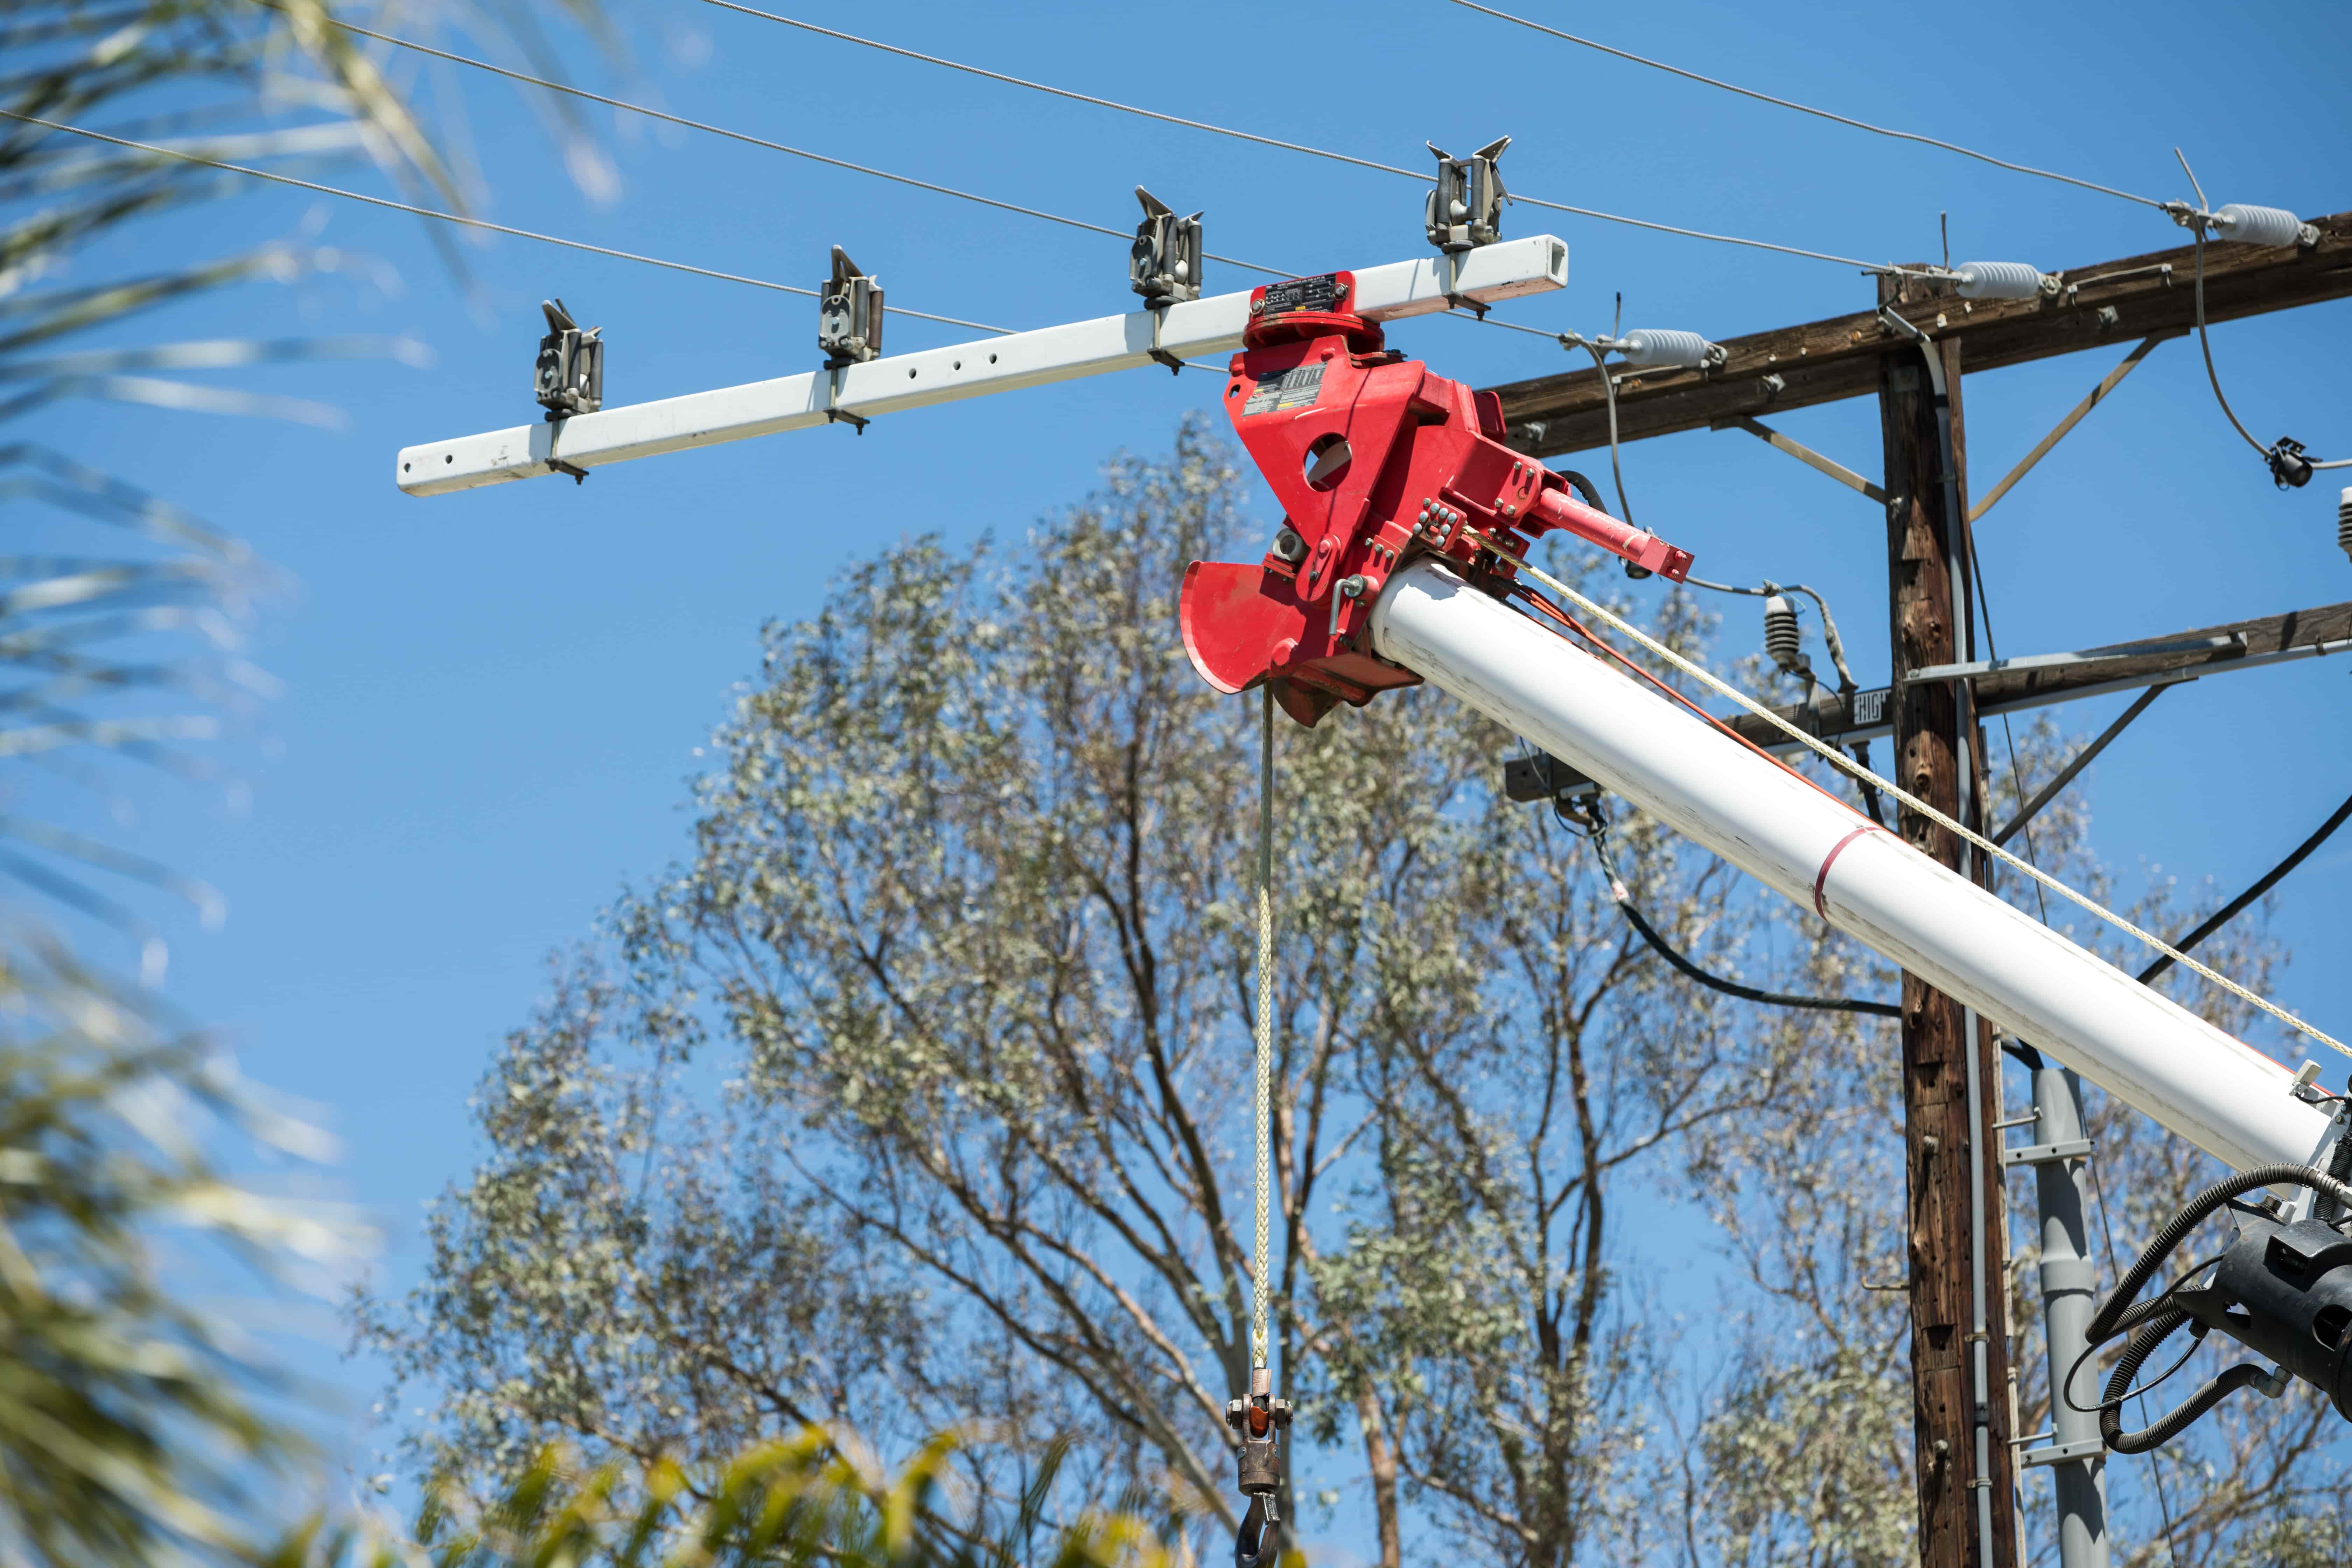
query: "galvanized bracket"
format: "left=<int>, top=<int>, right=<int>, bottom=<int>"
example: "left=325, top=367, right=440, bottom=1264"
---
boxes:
left=1711, top=414, right=1885, bottom=504
left=2003, top=1137, right=2094, bottom=1167
left=2021, top=1436, right=2105, bottom=1468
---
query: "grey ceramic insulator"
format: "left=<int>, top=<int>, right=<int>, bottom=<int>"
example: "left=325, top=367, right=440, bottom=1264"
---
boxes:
left=1763, top=594, right=1807, bottom=675
left=1953, top=260, right=2047, bottom=300
left=1615, top=329, right=1717, bottom=368
left=2212, top=204, right=2306, bottom=248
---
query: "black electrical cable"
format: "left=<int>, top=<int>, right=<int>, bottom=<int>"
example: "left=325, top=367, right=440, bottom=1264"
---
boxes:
left=1614, top=893, right=1900, bottom=1017
left=2136, top=788, right=2352, bottom=986
left=1551, top=797, right=1900, bottom=1018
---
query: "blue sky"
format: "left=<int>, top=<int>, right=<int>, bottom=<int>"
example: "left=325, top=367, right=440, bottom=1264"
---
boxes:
left=31, top=0, right=2352, bottom=1533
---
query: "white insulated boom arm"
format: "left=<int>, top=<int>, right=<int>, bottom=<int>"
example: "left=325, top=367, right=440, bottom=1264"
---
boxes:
left=395, top=236, right=1569, bottom=497
left=1370, top=559, right=2333, bottom=1177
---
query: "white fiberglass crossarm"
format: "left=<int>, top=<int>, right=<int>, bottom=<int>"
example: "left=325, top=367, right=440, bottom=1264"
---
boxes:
left=396, top=236, right=1570, bottom=498
left=1369, top=559, right=2334, bottom=1178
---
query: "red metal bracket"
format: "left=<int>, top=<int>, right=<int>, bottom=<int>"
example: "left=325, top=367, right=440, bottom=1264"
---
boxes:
left=1179, top=274, right=1694, bottom=726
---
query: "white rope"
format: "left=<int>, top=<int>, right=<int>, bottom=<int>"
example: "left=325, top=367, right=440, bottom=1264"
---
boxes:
left=1485, top=540, right=2351, bottom=1061
left=1252, top=685, right=1274, bottom=1368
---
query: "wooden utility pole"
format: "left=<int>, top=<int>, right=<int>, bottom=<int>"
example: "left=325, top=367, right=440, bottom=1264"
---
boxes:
left=1876, top=271, right=2018, bottom=1568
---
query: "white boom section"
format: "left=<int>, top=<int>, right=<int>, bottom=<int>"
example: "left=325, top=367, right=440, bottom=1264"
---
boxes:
left=397, top=237, right=1570, bottom=498
left=1370, top=559, right=2332, bottom=1176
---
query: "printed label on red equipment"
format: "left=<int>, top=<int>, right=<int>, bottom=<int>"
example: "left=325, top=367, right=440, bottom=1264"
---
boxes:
left=1241, top=362, right=1327, bottom=416
left=1258, top=273, right=1344, bottom=317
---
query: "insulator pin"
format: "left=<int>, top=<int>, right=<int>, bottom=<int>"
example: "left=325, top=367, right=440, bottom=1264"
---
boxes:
left=1762, top=594, right=1808, bottom=677
left=1952, top=261, right=2048, bottom=301
left=2212, top=204, right=2309, bottom=249
left=1614, top=329, right=1721, bottom=369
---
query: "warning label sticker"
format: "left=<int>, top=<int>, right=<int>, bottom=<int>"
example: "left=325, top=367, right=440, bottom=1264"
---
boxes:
left=1241, top=362, right=1327, bottom=416
left=1258, top=273, right=1345, bottom=317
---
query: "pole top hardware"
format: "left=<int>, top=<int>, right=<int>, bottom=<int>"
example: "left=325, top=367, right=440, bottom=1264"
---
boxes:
left=818, top=246, right=883, bottom=371
left=1425, top=135, right=1511, bottom=255
left=533, top=298, right=602, bottom=424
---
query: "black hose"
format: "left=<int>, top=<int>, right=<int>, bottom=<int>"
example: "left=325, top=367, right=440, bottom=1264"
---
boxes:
left=2085, top=1164, right=2352, bottom=1347
left=2098, top=1307, right=2269, bottom=1454
left=1556, top=468, right=1610, bottom=516
left=1615, top=894, right=1900, bottom=1017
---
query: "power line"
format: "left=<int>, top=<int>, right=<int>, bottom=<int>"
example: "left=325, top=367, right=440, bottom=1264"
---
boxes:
left=695, top=0, right=1893, bottom=273
left=2136, top=789, right=2352, bottom=987
left=1444, top=0, right=2167, bottom=211
left=302, top=13, right=1296, bottom=281
left=0, top=109, right=1014, bottom=335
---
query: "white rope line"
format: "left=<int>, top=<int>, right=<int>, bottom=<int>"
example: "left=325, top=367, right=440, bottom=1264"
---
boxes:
left=1252, top=685, right=1275, bottom=1368
left=1486, top=540, right=2350, bottom=1060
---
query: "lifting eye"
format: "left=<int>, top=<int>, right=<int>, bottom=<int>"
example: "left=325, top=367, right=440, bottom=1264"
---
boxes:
left=1303, top=433, right=1351, bottom=491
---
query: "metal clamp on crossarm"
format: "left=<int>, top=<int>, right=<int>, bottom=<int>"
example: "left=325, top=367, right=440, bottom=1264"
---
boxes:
left=1131, top=186, right=1202, bottom=374
left=1224, top=1367, right=1292, bottom=1568
left=817, top=246, right=882, bottom=431
left=532, top=298, right=601, bottom=483
left=1424, top=136, right=1510, bottom=310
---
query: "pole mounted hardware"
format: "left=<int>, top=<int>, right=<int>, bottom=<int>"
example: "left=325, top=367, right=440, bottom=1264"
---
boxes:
left=1130, top=186, right=1204, bottom=374
left=531, top=299, right=601, bottom=482
left=818, top=246, right=884, bottom=370
left=1224, top=1366, right=1292, bottom=1568
left=1180, top=271, right=1691, bottom=726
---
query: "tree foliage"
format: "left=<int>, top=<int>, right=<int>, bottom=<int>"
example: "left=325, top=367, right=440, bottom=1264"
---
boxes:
left=363, top=424, right=1910, bottom=1566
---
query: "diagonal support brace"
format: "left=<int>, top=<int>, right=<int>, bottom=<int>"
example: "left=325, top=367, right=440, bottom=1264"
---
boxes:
left=1713, top=414, right=1885, bottom=503
left=1970, top=334, right=2171, bottom=522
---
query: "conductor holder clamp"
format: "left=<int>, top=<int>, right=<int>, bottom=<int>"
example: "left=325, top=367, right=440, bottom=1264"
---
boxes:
left=531, top=297, right=601, bottom=483
left=1131, top=186, right=1203, bottom=374
left=818, top=246, right=882, bottom=432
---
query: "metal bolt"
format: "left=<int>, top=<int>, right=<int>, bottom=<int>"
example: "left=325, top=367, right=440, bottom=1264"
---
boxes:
left=1338, top=575, right=1367, bottom=598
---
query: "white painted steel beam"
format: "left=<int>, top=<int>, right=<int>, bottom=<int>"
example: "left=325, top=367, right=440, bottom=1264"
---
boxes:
left=1371, top=558, right=2333, bottom=1177
left=397, top=236, right=1570, bottom=498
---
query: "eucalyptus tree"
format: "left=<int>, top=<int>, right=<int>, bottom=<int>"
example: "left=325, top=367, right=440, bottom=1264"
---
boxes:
left=364, top=422, right=1880, bottom=1568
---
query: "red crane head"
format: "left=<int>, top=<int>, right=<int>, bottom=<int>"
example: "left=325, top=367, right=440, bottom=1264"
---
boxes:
left=1178, top=273, right=1693, bottom=726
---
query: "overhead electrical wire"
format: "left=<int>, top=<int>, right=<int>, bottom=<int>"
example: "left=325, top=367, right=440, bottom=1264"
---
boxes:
left=0, top=109, right=1015, bottom=334
left=2135, top=789, right=2352, bottom=987
left=694, top=0, right=1899, bottom=274
left=295, top=13, right=1296, bottom=280
left=1443, top=0, right=2167, bottom=211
